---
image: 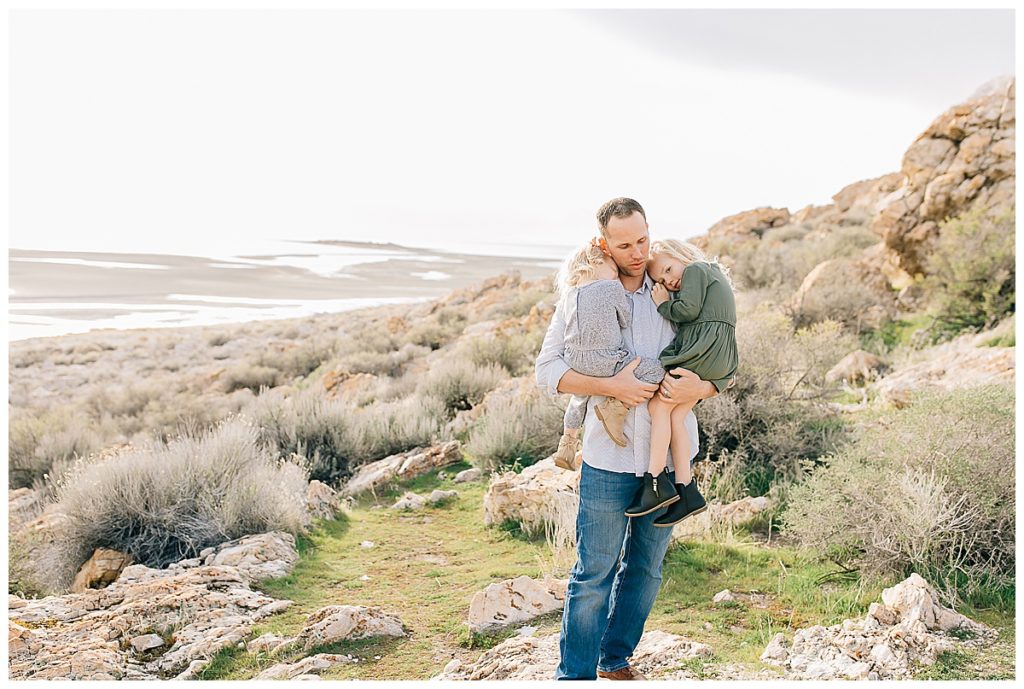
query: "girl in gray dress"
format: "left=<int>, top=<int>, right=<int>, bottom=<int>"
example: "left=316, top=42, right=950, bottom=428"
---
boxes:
left=552, top=241, right=666, bottom=470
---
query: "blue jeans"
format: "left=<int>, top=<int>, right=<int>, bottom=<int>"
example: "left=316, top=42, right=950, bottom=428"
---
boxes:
left=554, top=461, right=679, bottom=680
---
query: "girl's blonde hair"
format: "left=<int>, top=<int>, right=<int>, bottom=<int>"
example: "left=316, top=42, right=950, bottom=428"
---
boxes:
left=650, top=238, right=735, bottom=288
left=556, top=241, right=609, bottom=298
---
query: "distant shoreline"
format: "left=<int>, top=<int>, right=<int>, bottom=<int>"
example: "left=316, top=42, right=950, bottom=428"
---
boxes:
left=9, top=242, right=562, bottom=342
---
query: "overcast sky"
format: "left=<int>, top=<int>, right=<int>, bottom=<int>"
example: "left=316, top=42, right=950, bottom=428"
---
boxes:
left=9, top=9, right=1015, bottom=256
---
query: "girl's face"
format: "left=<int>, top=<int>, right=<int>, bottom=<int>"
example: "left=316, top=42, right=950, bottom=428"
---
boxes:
left=648, top=253, right=685, bottom=292
left=592, top=257, right=619, bottom=281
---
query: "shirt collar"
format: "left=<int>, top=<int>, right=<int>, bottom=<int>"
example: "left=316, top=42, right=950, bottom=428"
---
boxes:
left=636, top=273, right=654, bottom=294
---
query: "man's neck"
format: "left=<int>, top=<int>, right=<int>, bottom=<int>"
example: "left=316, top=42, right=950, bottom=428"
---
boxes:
left=619, top=273, right=644, bottom=292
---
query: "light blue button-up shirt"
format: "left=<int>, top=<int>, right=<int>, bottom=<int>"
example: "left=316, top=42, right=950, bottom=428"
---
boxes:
left=535, top=274, right=698, bottom=476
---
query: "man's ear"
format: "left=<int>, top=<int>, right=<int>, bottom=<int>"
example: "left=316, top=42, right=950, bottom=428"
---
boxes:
left=597, top=238, right=609, bottom=254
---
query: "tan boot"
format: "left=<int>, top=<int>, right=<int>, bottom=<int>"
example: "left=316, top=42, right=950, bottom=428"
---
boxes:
left=553, top=432, right=581, bottom=470
left=594, top=398, right=629, bottom=447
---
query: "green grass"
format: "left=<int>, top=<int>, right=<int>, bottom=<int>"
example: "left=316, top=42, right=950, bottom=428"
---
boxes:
left=199, top=466, right=558, bottom=680
left=198, top=462, right=1015, bottom=680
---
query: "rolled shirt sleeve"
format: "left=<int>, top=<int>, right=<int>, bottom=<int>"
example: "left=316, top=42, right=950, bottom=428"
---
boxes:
left=534, top=298, right=572, bottom=397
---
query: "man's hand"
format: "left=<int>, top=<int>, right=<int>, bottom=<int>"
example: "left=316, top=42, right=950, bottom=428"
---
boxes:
left=651, top=283, right=669, bottom=306
left=659, top=367, right=717, bottom=404
left=606, top=358, right=659, bottom=407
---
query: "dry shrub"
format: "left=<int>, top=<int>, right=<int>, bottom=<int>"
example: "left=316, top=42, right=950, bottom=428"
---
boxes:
left=49, top=418, right=310, bottom=590
left=336, top=342, right=430, bottom=377
left=465, top=381, right=564, bottom=471
left=248, top=387, right=443, bottom=485
left=416, top=358, right=508, bottom=417
left=255, top=338, right=338, bottom=379
left=695, top=305, right=856, bottom=499
left=8, top=408, right=103, bottom=489
left=707, top=222, right=878, bottom=296
left=781, top=384, right=1014, bottom=605
left=219, top=364, right=282, bottom=393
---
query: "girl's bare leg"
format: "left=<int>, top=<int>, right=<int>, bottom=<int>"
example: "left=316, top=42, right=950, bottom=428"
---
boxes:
left=669, top=403, right=697, bottom=484
left=647, top=395, right=675, bottom=475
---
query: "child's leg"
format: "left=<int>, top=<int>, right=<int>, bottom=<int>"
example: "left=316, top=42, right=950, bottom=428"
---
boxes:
left=669, top=403, right=696, bottom=484
left=647, top=395, right=675, bottom=475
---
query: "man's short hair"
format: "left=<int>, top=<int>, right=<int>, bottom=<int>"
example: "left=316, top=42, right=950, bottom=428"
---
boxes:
left=596, top=198, right=646, bottom=237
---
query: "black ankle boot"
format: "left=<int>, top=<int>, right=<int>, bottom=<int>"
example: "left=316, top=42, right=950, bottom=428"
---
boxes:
left=653, top=478, right=708, bottom=527
left=625, top=470, right=680, bottom=517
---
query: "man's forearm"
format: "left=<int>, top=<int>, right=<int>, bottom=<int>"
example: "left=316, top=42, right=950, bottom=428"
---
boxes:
left=556, top=369, right=614, bottom=397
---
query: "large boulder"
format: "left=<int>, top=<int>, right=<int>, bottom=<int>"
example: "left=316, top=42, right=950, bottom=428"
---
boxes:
left=292, top=605, right=406, bottom=651
left=467, top=575, right=568, bottom=634
left=705, top=206, right=792, bottom=240
left=759, top=573, right=995, bottom=680
left=872, top=78, right=1015, bottom=277
left=482, top=456, right=579, bottom=536
left=341, top=441, right=463, bottom=498
left=189, top=531, right=300, bottom=583
left=70, top=548, right=133, bottom=593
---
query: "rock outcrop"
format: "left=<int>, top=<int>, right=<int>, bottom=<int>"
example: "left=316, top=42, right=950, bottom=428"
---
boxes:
left=872, top=321, right=1014, bottom=408
left=759, top=573, right=995, bottom=680
left=467, top=575, right=568, bottom=634
left=8, top=563, right=293, bottom=680
left=873, top=78, right=1015, bottom=278
left=341, top=441, right=463, bottom=498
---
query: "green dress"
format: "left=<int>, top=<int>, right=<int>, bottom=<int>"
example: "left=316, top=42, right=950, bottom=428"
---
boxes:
left=657, top=261, right=739, bottom=393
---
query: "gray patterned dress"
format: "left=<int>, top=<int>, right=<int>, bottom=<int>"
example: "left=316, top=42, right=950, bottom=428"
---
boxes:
left=561, top=279, right=666, bottom=430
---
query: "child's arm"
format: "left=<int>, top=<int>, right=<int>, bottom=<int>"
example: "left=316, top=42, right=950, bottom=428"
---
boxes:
left=655, top=262, right=713, bottom=324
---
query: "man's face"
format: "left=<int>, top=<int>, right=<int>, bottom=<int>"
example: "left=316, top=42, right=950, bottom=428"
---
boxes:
left=602, top=212, right=650, bottom=278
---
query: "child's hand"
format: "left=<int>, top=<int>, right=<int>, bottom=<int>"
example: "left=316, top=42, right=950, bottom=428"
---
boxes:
left=652, top=283, right=669, bottom=306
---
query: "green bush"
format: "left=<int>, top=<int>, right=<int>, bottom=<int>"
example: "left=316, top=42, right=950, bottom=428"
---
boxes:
left=695, top=306, right=855, bottom=500
left=926, top=207, right=1015, bottom=339
left=781, top=384, right=1015, bottom=605
left=466, top=382, right=563, bottom=471
left=49, top=418, right=309, bottom=589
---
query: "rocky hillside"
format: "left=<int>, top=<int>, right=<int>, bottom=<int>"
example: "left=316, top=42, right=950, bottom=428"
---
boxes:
left=694, top=76, right=1015, bottom=309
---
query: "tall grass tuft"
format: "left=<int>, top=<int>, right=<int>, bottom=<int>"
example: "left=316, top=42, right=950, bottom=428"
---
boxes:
left=50, top=417, right=310, bottom=590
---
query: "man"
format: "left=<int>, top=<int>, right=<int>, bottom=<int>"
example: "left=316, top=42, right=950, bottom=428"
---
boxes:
left=535, top=198, right=717, bottom=681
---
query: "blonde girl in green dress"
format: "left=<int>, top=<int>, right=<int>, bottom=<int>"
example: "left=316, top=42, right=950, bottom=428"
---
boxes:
left=624, top=239, right=739, bottom=527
